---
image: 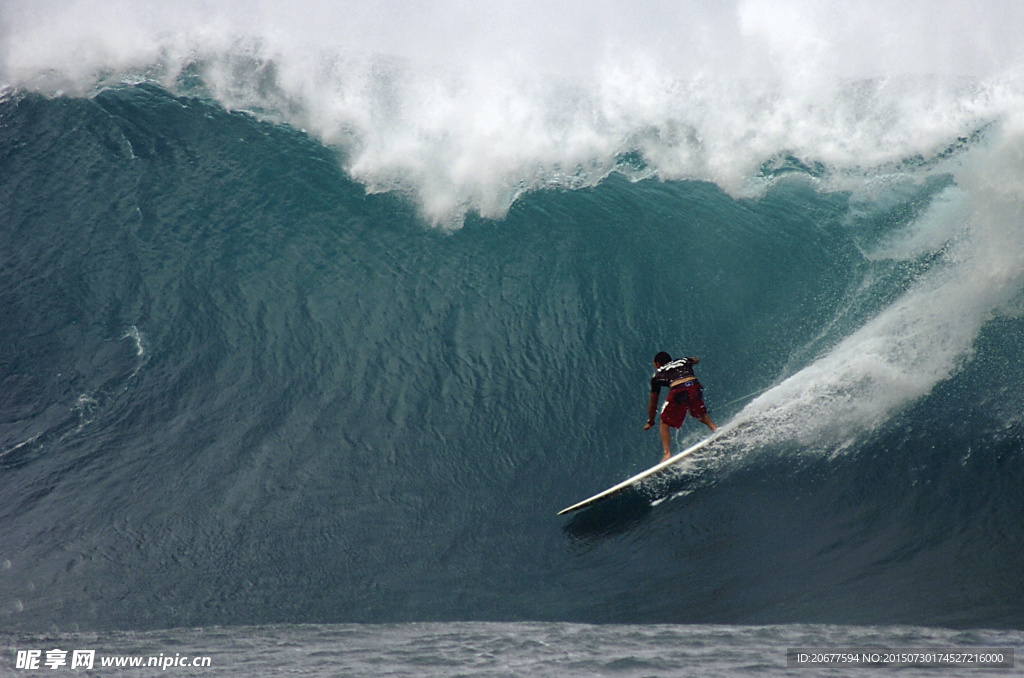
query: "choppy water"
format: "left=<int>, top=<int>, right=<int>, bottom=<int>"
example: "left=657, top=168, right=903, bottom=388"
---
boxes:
left=3, top=622, right=1021, bottom=677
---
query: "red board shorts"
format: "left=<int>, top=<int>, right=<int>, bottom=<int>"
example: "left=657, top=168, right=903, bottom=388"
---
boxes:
left=660, top=381, right=707, bottom=429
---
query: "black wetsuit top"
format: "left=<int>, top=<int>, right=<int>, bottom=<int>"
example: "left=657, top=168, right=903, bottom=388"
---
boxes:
left=650, top=358, right=698, bottom=394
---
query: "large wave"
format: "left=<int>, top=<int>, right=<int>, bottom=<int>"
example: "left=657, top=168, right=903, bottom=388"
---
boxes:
left=1, top=1, right=1023, bottom=631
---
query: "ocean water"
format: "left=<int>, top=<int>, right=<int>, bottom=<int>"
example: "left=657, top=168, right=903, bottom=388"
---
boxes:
left=1, top=623, right=1019, bottom=677
left=2, top=0, right=1024, bottom=675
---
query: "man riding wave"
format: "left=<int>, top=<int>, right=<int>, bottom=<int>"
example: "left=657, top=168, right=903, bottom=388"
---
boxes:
left=644, top=351, right=716, bottom=461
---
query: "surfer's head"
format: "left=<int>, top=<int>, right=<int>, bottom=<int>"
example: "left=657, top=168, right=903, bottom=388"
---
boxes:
left=653, top=351, right=671, bottom=367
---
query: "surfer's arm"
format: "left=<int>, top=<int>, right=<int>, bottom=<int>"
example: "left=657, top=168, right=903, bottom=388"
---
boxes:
left=644, top=390, right=659, bottom=430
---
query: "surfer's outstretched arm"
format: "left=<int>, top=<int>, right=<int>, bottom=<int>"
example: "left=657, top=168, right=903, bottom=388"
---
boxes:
left=643, top=391, right=659, bottom=430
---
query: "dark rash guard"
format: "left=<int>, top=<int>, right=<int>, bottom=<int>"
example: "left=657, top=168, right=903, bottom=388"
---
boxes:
left=650, top=358, right=698, bottom=393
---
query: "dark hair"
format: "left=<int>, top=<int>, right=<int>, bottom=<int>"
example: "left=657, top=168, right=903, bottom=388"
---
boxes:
left=653, top=351, right=672, bottom=365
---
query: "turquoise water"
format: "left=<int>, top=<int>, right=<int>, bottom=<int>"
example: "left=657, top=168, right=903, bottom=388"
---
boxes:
left=2, top=8, right=1024, bottom=678
left=1, top=85, right=1021, bottom=634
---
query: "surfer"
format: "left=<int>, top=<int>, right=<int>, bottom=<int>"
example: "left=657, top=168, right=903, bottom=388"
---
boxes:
left=644, top=351, right=716, bottom=461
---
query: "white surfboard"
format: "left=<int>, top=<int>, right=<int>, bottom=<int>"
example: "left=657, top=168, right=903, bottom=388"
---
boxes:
left=557, top=423, right=738, bottom=516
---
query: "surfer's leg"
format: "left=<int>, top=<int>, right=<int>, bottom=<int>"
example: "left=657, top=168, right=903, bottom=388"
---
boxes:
left=659, top=422, right=672, bottom=461
left=688, top=382, right=716, bottom=432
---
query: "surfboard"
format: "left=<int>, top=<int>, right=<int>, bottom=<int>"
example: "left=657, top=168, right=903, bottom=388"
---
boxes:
left=557, top=424, right=736, bottom=516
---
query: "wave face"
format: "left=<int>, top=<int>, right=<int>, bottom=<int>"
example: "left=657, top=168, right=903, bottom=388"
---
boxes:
left=2, top=1, right=1024, bottom=631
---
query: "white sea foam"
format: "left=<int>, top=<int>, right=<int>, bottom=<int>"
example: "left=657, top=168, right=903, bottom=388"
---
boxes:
left=733, top=117, right=1024, bottom=451
left=3, top=1, right=1024, bottom=225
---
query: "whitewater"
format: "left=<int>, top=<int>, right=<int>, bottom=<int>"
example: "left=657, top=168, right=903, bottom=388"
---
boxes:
left=1, top=0, right=1023, bottom=674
